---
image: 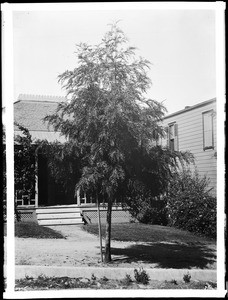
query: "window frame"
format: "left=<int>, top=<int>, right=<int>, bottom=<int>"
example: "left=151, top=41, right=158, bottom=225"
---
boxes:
left=167, top=122, right=178, bottom=151
left=202, top=109, right=214, bottom=151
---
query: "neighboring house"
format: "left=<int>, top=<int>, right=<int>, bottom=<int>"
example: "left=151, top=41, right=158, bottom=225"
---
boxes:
left=14, top=94, right=68, bottom=207
left=14, top=94, right=66, bottom=144
left=161, top=98, right=217, bottom=196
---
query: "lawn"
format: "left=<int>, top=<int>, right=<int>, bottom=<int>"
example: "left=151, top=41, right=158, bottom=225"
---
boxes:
left=82, top=223, right=216, bottom=269
left=82, top=223, right=215, bottom=244
left=7, top=221, right=216, bottom=269
left=5, top=222, right=65, bottom=239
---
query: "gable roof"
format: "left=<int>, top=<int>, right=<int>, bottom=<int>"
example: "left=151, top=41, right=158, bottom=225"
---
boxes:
left=163, top=98, right=216, bottom=119
left=14, top=94, right=67, bottom=143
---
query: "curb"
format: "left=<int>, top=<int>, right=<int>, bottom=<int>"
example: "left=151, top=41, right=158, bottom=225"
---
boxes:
left=13, top=265, right=217, bottom=282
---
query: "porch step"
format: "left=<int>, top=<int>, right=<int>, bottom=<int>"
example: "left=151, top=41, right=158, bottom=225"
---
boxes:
left=36, top=208, right=80, bottom=214
left=36, top=206, right=83, bottom=226
left=38, top=218, right=83, bottom=226
left=37, top=213, right=81, bottom=220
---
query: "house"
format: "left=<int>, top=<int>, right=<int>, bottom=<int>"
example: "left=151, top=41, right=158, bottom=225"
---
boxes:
left=12, top=94, right=131, bottom=225
left=161, top=98, right=217, bottom=196
left=9, top=94, right=217, bottom=224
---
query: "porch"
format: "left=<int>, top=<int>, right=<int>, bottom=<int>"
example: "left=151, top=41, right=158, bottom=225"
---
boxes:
left=14, top=153, right=132, bottom=225
left=16, top=204, right=132, bottom=226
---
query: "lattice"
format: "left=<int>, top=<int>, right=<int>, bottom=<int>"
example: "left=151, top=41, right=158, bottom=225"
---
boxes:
left=82, top=209, right=131, bottom=224
left=20, top=212, right=34, bottom=221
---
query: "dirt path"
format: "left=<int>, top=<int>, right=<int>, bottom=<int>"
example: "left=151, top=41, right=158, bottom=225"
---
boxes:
left=13, top=225, right=216, bottom=270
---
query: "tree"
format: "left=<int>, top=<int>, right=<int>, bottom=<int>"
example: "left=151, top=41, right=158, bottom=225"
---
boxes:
left=45, top=23, right=193, bottom=262
left=36, top=140, right=82, bottom=200
left=3, top=123, right=36, bottom=221
left=14, top=123, right=36, bottom=203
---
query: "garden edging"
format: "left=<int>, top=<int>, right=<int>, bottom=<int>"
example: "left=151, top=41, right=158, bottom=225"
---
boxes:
left=13, top=265, right=216, bottom=282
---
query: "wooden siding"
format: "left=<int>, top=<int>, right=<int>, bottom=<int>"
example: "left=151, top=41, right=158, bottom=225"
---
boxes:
left=162, top=100, right=217, bottom=195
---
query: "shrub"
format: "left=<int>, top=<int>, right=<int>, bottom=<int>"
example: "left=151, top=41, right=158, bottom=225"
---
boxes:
left=134, top=268, right=149, bottom=285
left=120, top=274, right=133, bottom=286
left=164, top=168, right=216, bottom=238
left=135, top=198, right=167, bottom=225
left=183, top=272, right=191, bottom=283
left=170, top=279, right=178, bottom=285
left=91, top=273, right=96, bottom=281
left=127, top=187, right=168, bottom=225
left=100, top=276, right=109, bottom=282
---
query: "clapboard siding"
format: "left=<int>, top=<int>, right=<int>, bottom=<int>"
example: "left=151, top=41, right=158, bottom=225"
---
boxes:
left=163, top=99, right=216, bottom=195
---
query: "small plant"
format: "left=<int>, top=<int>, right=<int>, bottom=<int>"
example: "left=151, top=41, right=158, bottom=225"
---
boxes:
left=134, top=268, right=149, bottom=285
left=170, top=279, right=178, bottom=285
left=183, top=272, right=191, bottom=283
left=204, top=282, right=216, bottom=290
left=37, top=274, right=48, bottom=280
left=100, top=276, right=109, bottom=282
left=91, top=273, right=96, bottom=281
left=121, top=274, right=133, bottom=286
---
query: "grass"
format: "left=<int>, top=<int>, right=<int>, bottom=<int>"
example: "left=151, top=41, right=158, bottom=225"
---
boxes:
left=11, top=222, right=65, bottom=239
left=82, top=223, right=216, bottom=269
left=14, top=275, right=217, bottom=290
left=82, top=223, right=215, bottom=244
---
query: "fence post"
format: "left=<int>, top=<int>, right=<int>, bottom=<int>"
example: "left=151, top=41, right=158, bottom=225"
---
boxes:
left=35, top=153, right=38, bottom=207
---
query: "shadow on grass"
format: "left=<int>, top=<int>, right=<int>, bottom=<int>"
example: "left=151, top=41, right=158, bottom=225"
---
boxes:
left=109, top=242, right=216, bottom=269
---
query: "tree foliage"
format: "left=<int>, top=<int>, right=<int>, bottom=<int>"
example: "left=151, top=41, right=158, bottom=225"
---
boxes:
left=37, top=140, right=82, bottom=198
left=44, top=23, right=193, bottom=261
left=14, top=123, right=36, bottom=201
left=2, top=124, right=36, bottom=221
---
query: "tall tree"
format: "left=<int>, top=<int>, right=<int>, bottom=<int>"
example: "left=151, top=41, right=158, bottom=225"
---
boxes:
left=45, top=23, right=192, bottom=262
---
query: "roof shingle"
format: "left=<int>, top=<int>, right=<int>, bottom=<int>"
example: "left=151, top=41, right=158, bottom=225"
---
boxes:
left=14, top=94, right=67, bottom=142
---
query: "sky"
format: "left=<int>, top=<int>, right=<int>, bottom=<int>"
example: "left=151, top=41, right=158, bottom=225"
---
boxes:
left=12, top=5, right=217, bottom=114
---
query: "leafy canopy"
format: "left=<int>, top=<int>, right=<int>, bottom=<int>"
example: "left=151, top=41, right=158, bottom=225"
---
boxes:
left=45, top=22, right=193, bottom=201
left=37, top=140, right=82, bottom=198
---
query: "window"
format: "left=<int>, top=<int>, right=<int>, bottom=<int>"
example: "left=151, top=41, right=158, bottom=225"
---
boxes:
left=77, top=189, right=96, bottom=205
left=168, top=123, right=178, bottom=151
left=202, top=110, right=214, bottom=150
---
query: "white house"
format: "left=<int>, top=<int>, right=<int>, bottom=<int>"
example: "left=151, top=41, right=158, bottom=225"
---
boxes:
left=161, top=98, right=217, bottom=195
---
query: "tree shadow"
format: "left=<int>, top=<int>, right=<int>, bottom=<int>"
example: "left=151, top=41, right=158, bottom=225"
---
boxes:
left=110, top=242, right=216, bottom=269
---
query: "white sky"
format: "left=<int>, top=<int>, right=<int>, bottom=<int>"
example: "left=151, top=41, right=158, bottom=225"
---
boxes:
left=12, top=6, right=216, bottom=114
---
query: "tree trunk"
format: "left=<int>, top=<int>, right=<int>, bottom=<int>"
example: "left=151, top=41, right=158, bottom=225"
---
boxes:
left=104, top=199, right=112, bottom=263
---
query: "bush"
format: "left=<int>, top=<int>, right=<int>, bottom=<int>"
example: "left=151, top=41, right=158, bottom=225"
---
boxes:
left=133, top=198, right=168, bottom=225
left=134, top=268, right=149, bottom=285
left=164, top=168, right=216, bottom=238
left=127, top=186, right=168, bottom=225
left=183, top=272, right=191, bottom=283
